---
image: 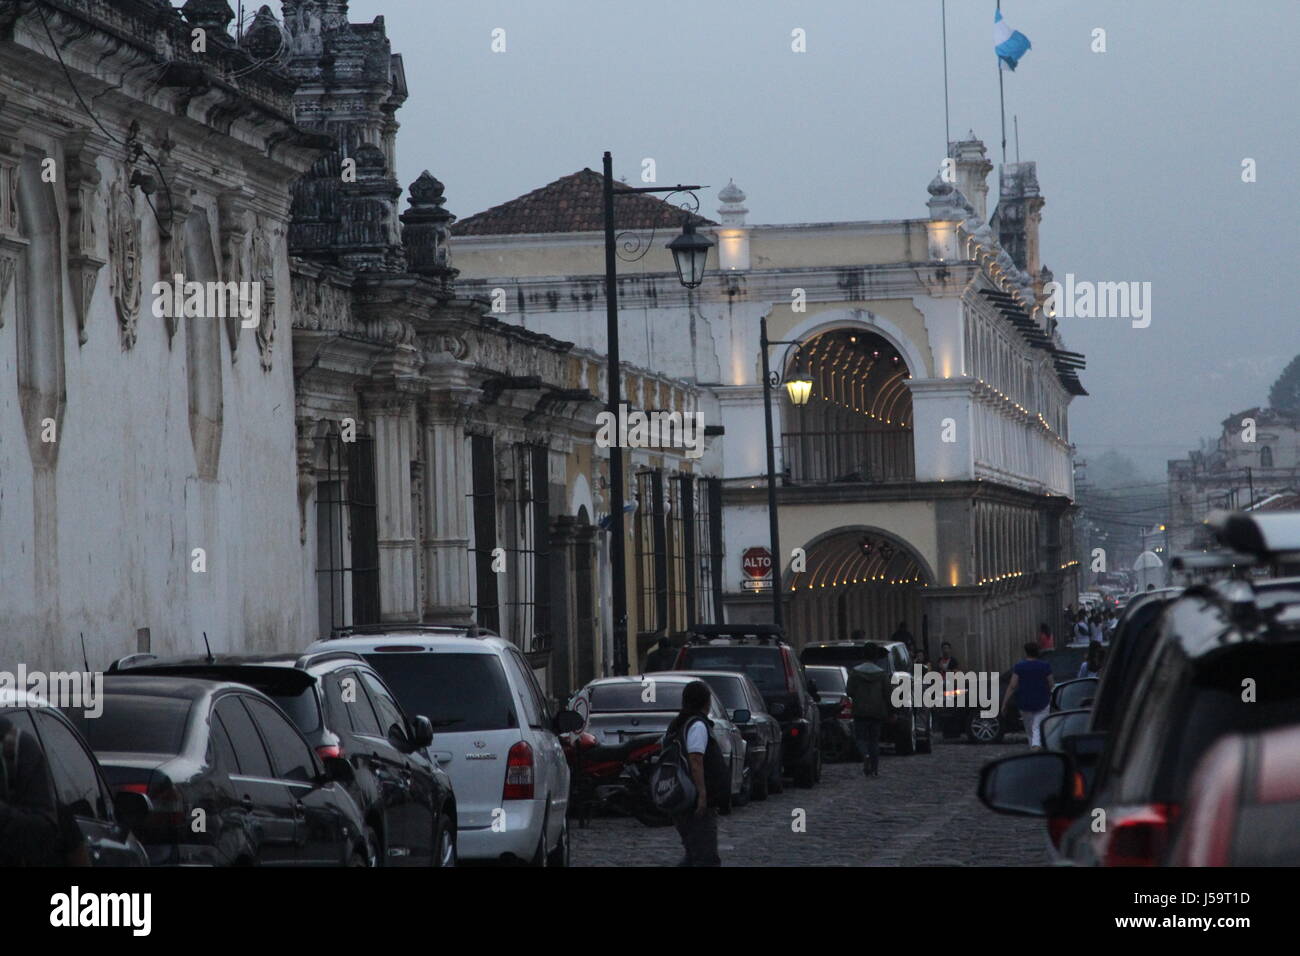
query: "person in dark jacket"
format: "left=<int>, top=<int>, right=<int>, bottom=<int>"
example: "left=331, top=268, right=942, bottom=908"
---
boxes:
left=0, top=716, right=82, bottom=866
left=889, top=622, right=915, bottom=656
left=846, top=645, right=893, bottom=777
left=664, top=681, right=725, bottom=866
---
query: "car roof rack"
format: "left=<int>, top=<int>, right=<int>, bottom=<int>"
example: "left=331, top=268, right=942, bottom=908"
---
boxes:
left=1208, top=510, right=1300, bottom=562
left=688, top=623, right=785, bottom=645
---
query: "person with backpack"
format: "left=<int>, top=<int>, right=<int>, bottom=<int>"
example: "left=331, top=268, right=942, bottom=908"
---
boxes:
left=658, top=681, right=727, bottom=866
left=846, top=645, right=893, bottom=777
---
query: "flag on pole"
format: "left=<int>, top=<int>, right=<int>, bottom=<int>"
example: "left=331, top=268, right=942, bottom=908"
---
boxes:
left=994, top=8, right=1031, bottom=71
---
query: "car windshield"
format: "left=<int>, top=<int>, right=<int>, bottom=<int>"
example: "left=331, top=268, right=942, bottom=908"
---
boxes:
left=696, top=675, right=747, bottom=710
left=677, top=646, right=785, bottom=694
left=589, top=682, right=684, bottom=712
left=66, top=695, right=192, bottom=755
left=806, top=667, right=846, bottom=692
left=362, top=652, right=517, bottom=733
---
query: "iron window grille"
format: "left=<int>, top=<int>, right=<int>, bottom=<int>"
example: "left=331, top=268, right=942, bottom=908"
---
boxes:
left=315, top=428, right=380, bottom=635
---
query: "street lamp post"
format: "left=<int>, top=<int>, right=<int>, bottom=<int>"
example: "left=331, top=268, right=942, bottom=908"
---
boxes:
left=602, top=151, right=709, bottom=675
left=759, top=316, right=812, bottom=630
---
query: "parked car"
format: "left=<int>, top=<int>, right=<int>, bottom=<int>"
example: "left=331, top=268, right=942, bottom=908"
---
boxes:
left=574, top=675, right=749, bottom=811
left=307, top=626, right=582, bottom=866
left=678, top=670, right=782, bottom=800
left=1169, top=723, right=1300, bottom=866
left=803, top=665, right=856, bottom=761
left=69, top=675, right=369, bottom=866
left=979, top=514, right=1300, bottom=865
left=800, top=640, right=932, bottom=754
left=108, top=651, right=457, bottom=867
left=675, top=624, right=822, bottom=786
left=0, top=690, right=150, bottom=866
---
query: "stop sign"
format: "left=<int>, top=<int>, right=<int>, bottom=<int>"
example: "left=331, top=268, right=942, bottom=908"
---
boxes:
left=742, top=547, right=772, bottom=579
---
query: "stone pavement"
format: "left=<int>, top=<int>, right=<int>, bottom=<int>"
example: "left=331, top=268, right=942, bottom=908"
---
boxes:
left=570, top=737, right=1050, bottom=866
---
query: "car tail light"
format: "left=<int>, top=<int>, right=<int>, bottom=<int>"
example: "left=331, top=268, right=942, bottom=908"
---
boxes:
left=1103, top=803, right=1179, bottom=866
left=838, top=697, right=853, bottom=720
left=315, top=744, right=343, bottom=760
left=781, top=648, right=798, bottom=694
left=115, top=774, right=187, bottom=838
left=503, top=741, right=535, bottom=800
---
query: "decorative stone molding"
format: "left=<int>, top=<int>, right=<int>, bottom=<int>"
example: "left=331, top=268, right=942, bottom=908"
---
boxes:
left=155, top=139, right=192, bottom=346
left=108, top=180, right=142, bottom=350
left=251, top=219, right=277, bottom=370
left=64, top=132, right=107, bottom=346
left=218, top=190, right=251, bottom=359
left=295, top=415, right=319, bottom=544
left=0, top=122, right=24, bottom=328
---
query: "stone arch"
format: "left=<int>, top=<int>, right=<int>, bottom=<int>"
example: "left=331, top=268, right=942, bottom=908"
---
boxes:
left=784, top=524, right=934, bottom=648
left=568, top=471, right=594, bottom=521
left=16, top=151, right=65, bottom=470
left=779, top=307, right=930, bottom=381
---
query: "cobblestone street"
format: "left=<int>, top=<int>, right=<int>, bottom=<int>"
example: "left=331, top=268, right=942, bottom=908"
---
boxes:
left=571, top=737, right=1050, bottom=866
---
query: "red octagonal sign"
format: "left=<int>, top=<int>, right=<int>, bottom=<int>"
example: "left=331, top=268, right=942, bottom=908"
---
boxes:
left=742, top=546, right=772, bottom=580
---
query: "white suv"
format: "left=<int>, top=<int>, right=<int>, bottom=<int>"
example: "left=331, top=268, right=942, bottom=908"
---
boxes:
left=307, top=627, right=581, bottom=865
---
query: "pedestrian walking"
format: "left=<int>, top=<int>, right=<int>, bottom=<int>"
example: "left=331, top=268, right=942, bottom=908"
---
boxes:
left=663, top=681, right=726, bottom=866
left=846, top=645, right=893, bottom=777
left=1037, top=622, right=1054, bottom=653
left=1072, top=612, right=1090, bottom=645
left=935, top=641, right=959, bottom=675
left=1078, top=640, right=1106, bottom=679
left=1001, top=642, right=1055, bottom=750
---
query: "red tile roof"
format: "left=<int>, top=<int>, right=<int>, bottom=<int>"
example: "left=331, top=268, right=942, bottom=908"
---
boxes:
left=452, top=169, right=715, bottom=237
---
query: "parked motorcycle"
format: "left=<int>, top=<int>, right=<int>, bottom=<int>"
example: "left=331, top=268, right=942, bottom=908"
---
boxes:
left=563, top=731, right=673, bottom=828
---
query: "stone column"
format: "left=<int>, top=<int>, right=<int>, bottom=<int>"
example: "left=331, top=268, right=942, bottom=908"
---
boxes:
left=365, top=377, right=422, bottom=623
left=420, top=354, right=477, bottom=625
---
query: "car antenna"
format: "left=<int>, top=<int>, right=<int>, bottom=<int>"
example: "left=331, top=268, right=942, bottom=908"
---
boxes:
left=202, top=631, right=215, bottom=664
left=80, top=632, right=90, bottom=673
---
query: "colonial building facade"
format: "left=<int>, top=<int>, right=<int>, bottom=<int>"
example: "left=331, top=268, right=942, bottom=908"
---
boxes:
left=0, top=0, right=320, bottom=668
left=453, top=134, right=1084, bottom=670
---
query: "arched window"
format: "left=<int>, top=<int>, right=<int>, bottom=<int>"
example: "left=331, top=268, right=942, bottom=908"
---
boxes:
left=16, top=153, right=65, bottom=469
left=185, top=209, right=224, bottom=479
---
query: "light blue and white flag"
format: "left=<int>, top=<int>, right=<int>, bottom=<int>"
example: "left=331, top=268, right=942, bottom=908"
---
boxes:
left=994, top=8, right=1031, bottom=71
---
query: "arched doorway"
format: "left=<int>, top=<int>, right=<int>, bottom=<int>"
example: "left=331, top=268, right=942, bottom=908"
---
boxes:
left=780, top=328, right=914, bottom=484
left=786, top=528, right=931, bottom=649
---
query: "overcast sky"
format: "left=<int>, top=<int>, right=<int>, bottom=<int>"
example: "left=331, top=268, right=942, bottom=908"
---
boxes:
left=339, top=0, right=1299, bottom=479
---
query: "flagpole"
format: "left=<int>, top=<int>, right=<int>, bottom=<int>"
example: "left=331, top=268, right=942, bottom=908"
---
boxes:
left=942, top=0, right=951, bottom=154
left=997, top=1, right=1007, bottom=164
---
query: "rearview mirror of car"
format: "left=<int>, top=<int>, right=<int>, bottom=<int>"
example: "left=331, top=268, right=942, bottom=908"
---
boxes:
left=1052, top=677, right=1098, bottom=712
left=732, top=708, right=751, bottom=724
left=411, top=715, right=434, bottom=748
left=977, top=752, right=1071, bottom=817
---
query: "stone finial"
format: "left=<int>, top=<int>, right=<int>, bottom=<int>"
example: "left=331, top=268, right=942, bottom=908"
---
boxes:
left=242, top=6, right=285, bottom=61
left=182, top=0, right=235, bottom=32
left=401, top=171, right=457, bottom=281
left=717, top=178, right=748, bottom=226
left=927, top=174, right=966, bottom=221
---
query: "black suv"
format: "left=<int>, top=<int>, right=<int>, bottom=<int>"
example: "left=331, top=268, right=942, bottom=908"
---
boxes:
left=0, top=691, right=149, bottom=866
left=71, top=675, right=369, bottom=866
left=980, top=511, right=1300, bottom=866
left=109, top=651, right=457, bottom=867
left=673, top=625, right=822, bottom=787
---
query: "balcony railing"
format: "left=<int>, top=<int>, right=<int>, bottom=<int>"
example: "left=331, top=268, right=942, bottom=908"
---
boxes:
left=781, top=428, right=915, bottom=485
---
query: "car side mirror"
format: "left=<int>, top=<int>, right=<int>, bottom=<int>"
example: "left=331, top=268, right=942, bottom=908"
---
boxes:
left=977, top=752, right=1071, bottom=817
left=321, top=755, right=355, bottom=785
left=554, top=709, right=585, bottom=734
left=411, top=715, right=434, bottom=749
left=732, top=708, right=751, bottom=725
left=113, top=790, right=151, bottom=832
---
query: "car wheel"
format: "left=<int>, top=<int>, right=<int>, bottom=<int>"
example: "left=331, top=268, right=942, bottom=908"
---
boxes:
left=363, top=827, right=380, bottom=868
left=917, top=713, right=933, bottom=754
left=734, top=764, right=752, bottom=808
left=752, top=760, right=769, bottom=801
left=794, top=747, right=817, bottom=788
left=529, top=811, right=550, bottom=867
left=966, top=713, right=1004, bottom=744
left=546, top=817, right=570, bottom=868
left=813, top=741, right=823, bottom=782
left=895, top=714, right=917, bottom=755
left=769, top=746, right=785, bottom=794
left=435, top=814, right=456, bottom=868
left=717, top=783, right=733, bottom=815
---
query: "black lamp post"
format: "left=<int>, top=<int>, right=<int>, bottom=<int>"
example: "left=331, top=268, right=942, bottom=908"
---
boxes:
left=602, top=151, right=710, bottom=675
left=759, top=318, right=812, bottom=630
